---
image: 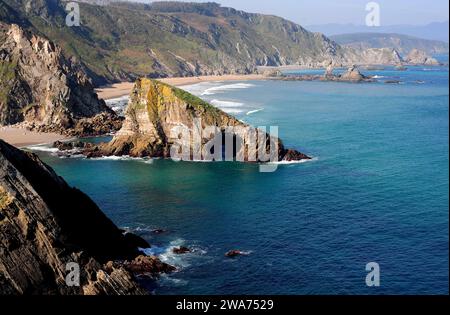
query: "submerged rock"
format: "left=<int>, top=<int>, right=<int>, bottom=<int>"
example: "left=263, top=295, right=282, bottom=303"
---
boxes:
left=151, top=228, right=168, bottom=235
left=395, top=65, right=408, bottom=71
left=225, top=250, right=247, bottom=258
left=0, top=139, right=172, bottom=295
left=173, top=246, right=192, bottom=255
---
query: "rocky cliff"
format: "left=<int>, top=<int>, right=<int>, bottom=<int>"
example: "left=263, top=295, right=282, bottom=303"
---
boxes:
left=351, top=48, right=404, bottom=65
left=404, top=49, right=440, bottom=65
left=0, top=139, right=173, bottom=295
left=81, top=79, right=310, bottom=162
left=331, top=33, right=449, bottom=56
left=0, top=22, right=122, bottom=135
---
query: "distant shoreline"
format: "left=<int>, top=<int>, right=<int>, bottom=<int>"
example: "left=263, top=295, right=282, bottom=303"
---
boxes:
left=95, top=74, right=266, bottom=100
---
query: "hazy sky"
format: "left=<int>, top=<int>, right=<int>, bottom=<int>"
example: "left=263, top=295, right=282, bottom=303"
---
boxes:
left=129, top=0, right=449, bottom=26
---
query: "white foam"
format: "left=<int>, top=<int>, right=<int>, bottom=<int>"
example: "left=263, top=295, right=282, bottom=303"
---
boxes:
left=222, top=108, right=244, bottom=114
left=90, top=155, right=154, bottom=164
left=105, top=95, right=129, bottom=115
left=142, top=239, right=192, bottom=269
left=201, top=83, right=256, bottom=96
left=210, top=99, right=244, bottom=108
left=181, top=83, right=213, bottom=96
left=160, top=274, right=189, bottom=287
left=246, top=108, right=264, bottom=115
left=141, top=238, right=208, bottom=271
left=105, top=95, right=129, bottom=104
left=26, top=144, right=59, bottom=153
left=269, top=156, right=319, bottom=165
left=372, top=75, right=385, bottom=79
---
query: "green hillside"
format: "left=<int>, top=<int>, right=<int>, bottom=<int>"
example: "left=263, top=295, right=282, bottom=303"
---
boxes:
left=0, top=0, right=349, bottom=85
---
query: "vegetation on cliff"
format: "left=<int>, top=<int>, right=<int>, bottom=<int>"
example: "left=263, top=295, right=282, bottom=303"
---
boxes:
left=0, top=0, right=401, bottom=86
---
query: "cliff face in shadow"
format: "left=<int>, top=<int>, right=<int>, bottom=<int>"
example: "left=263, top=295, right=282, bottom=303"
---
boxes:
left=0, top=139, right=172, bottom=295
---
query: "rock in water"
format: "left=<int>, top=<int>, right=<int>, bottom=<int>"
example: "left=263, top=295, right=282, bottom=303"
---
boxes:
left=405, top=49, right=440, bottom=65
left=91, top=78, right=311, bottom=162
left=225, top=250, right=247, bottom=258
left=323, top=60, right=335, bottom=78
left=173, top=247, right=192, bottom=255
left=0, top=139, right=172, bottom=295
left=340, top=65, right=366, bottom=82
left=0, top=23, right=122, bottom=136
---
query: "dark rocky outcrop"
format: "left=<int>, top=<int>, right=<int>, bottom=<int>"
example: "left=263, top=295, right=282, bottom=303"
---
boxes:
left=0, top=23, right=122, bottom=136
left=225, top=250, right=247, bottom=258
left=279, top=65, right=372, bottom=83
left=0, top=139, right=172, bottom=295
left=119, top=255, right=176, bottom=276
left=66, top=79, right=310, bottom=163
left=173, top=247, right=192, bottom=255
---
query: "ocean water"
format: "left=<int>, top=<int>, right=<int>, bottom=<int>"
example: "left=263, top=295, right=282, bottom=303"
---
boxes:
left=33, top=65, right=449, bottom=295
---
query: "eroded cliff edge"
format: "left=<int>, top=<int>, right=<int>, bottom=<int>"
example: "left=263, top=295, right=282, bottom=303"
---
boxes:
left=76, top=79, right=310, bottom=162
left=0, top=139, right=173, bottom=295
left=0, top=23, right=122, bottom=136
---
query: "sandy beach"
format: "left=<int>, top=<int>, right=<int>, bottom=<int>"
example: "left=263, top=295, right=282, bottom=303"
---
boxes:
left=95, top=82, right=136, bottom=100
left=0, top=126, right=67, bottom=148
left=96, top=74, right=266, bottom=100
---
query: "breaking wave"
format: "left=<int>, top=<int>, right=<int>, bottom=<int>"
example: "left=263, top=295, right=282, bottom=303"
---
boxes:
left=201, top=83, right=256, bottom=96
left=246, top=108, right=264, bottom=115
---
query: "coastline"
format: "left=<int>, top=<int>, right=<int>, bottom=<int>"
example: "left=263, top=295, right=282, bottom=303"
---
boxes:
left=1, top=75, right=265, bottom=148
left=96, top=74, right=266, bottom=100
left=0, top=126, right=67, bottom=148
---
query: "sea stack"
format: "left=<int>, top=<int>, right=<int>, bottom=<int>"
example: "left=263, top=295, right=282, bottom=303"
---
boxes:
left=340, top=65, right=367, bottom=82
left=86, top=79, right=311, bottom=162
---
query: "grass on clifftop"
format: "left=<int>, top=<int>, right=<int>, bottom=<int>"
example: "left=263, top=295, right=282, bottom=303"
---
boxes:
left=0, top=59, right=17, bottom=104
left=145, top=79, right=223, bottom=116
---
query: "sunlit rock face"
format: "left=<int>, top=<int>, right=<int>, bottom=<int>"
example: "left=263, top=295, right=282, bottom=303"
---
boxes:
left=0, top=23, right=121, bottom=136
left=93, top=78, right=310, bottom=162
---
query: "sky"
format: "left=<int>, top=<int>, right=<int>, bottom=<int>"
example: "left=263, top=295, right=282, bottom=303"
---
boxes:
left=128, top=0, right=449, bottom=26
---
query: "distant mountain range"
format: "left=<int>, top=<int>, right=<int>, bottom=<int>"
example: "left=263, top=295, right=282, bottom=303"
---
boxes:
left=330, top=33, right=449, bottom=56
left=306, top=22, right=449, bottom=43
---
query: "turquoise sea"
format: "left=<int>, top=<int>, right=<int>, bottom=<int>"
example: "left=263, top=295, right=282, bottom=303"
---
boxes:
left=32, top=64, right=449, bottom=295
